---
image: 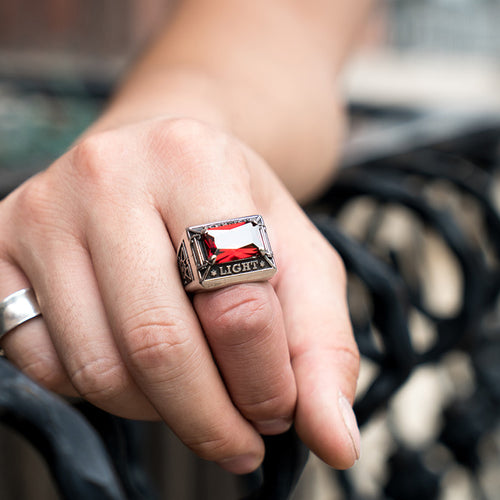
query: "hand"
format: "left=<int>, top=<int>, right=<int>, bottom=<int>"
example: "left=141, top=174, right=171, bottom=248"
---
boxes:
left=0, top=118, right=360, bottom=472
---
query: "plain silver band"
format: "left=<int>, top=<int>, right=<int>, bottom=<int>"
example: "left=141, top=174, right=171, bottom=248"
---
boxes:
left=0, top=288, right=41, bottom=340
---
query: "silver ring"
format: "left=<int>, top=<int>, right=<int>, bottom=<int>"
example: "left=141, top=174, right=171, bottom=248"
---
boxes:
left=177, top=215, right=277, bottom=292
left=0, top=288, right=42, bottom=340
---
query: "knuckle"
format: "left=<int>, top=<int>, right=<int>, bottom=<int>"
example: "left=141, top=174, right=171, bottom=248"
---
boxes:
left=70, top=133, right=144, bottom=211
left=70, top=134, right=124, bottom=194
left=6, top=172, right=82, bottom=248
left=124, top=318, right=194, bottom=375
left=337, top=341, right=360, bottom=369
left=70, top=355, right=129, bottom=402
left=208, top=286, right=274, bottom=346
left=330, top=342, right=361, bottom=390
left=184, top=433, right=237, bottom=462
left=148, top=118, right=248, bottom=181
left=71, top=134, right=111, bottom=178
left=239, top=390, right=295, bottom=423
left=19, top=354, right=69, bottom=393
left=149, top=118, right=215, bottom=157
left=11, top=174, right=54, bottom=228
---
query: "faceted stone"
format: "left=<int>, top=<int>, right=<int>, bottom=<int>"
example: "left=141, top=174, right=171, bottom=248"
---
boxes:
left=201, top=221, right=264, bottom=264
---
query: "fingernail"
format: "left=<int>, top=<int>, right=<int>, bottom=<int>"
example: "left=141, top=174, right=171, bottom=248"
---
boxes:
left=218, top=454, right=261, bottom=474
left=255, top=417, right=293, bottom=435
left=339, top=392, right=361, bottom=461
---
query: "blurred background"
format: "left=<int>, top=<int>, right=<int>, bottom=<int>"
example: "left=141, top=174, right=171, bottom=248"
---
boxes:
left=1, top=1, right=500, bottom=499
left=346, top=0, right=500, bottom=110
left=1, top=0, right=500, bottom=172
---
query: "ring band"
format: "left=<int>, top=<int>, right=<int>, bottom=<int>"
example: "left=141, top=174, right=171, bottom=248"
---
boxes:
left=177, top=215, right=277, bottom=292
left=0, top=288, right=42, bottom=340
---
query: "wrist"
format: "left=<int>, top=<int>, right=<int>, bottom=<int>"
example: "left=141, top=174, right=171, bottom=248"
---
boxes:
left=86, top=0, right=361, bottom=201
left=91, top=62, right=343, bottom=202
left=89, top=66, right=230, bottom=135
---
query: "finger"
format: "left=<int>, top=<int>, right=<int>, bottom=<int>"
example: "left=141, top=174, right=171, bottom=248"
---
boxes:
left=10, top=231, right=160, bottom=420
left=270, top=201, right=361, bottom=469
left=152, top=121, right=296, bottom=433
left=193, top=282, right=296, bottom=434
left=0, top=258, right=76, bottom=395
left=86, top=199, right=264, bottom=472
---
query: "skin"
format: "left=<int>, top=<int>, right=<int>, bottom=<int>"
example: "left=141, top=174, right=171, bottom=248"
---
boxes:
left=0, top=0, right=373, bottom=474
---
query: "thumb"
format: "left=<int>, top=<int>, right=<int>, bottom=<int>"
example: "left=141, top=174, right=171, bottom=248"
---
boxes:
left=271, top=208, right=360, bottom=468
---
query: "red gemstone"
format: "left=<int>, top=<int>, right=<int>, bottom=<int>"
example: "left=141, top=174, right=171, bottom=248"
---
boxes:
left=201, top=221, right=263, bottom=264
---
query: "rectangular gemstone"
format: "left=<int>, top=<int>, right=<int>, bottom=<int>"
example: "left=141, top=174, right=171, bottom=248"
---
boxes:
left=202, top=222, right=264, bottom=264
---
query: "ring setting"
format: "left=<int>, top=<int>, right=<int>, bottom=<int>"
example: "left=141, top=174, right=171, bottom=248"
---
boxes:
left=177, top=215, right=277, bottom=292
